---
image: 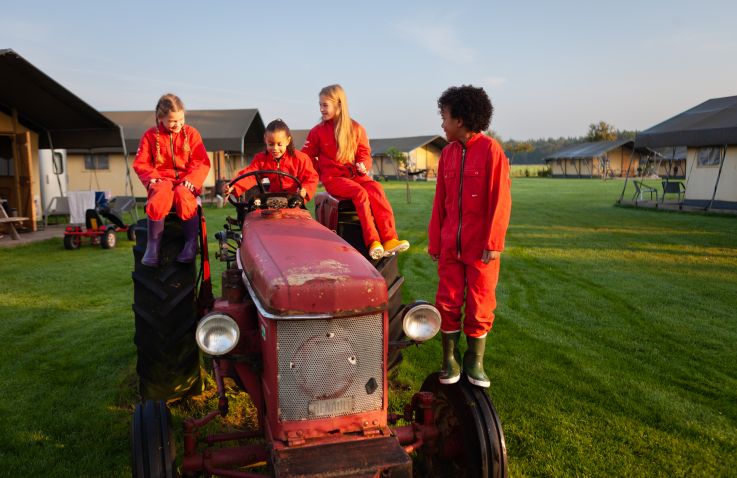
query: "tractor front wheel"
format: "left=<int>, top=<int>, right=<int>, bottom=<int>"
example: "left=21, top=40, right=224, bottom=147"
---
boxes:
left=415, top=373, right=508, bottom=478
left=131, top=400, right=176, bottom=478
left=102, top=226, right=117, bottom=249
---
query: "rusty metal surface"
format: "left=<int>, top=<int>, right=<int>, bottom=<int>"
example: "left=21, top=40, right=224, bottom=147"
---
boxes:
left=239, top=208, right=387, bottom=317
left=272, top=436, right=411, bottom=478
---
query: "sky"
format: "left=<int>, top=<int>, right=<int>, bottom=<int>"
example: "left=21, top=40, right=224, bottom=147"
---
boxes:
left=2, top=0, right=737, bottom=141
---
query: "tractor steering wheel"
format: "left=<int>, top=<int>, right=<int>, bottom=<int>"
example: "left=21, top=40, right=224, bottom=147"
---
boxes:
left=227, top=169, right=304, bottom=214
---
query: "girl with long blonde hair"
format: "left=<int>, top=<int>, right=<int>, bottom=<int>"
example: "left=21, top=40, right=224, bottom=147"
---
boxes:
left=302, top=84, right=409, bottom=260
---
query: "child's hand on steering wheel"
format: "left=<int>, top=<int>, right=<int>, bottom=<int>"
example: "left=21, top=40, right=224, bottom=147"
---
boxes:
left=222, top=184, right=233, bottom=200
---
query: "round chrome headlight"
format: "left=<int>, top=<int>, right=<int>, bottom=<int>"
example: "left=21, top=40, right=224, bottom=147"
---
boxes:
left=402, top=302, right=441, bottom=342
left=196, top=313, right=240, bottom=356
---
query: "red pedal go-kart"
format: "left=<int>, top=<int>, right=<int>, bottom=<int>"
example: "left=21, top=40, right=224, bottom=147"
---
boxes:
left=130, top=169, right=508, bottom=477
left=63, top=204, right=135, bottom=250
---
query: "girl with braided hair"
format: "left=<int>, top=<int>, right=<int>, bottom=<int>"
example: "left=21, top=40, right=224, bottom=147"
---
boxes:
left=133, top=93, right=211, bottom=266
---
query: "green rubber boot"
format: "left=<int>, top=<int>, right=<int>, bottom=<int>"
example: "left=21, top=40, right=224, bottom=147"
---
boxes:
left=439, top=331, right=462, bottom=384
left=463, top=335, right=490, bottom=388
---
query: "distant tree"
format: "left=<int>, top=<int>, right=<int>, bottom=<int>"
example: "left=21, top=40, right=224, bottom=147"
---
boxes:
left=385, top=147, right=408, bottom=171
left=586, top=121, right=618, bottom=142
left=503, top=140, right=534, bottom=165
left=485, top=130, right=503, bottom=142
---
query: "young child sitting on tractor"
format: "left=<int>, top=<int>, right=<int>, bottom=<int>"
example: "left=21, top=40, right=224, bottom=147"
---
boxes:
left=133, top=93, right=211, bottom=267
left=302, top=84, right=409, bottom=260
left=223, top=119, right=319, bottom=202
left=428, top=85, right=512, bottom=388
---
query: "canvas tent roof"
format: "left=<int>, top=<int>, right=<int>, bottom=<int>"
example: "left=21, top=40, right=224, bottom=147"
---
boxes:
left=545, top=139, right=633, bottom=161
left=290, top=129, right=309, bottom=149
left=635, top=95, right=737, bottom=148
left=370, top=135, right=447, bottom=155
left=104, top=109, right=265, bottom=154
left=0, top=49, right=124, bottom=150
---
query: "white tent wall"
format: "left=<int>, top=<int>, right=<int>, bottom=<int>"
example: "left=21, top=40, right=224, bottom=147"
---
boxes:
left=684, top=146, right=737, bottom=208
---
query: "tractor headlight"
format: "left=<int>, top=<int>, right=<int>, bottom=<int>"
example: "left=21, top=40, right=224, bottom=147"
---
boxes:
left=196, top=313, right=240, bottom=355
left=402, top=301, right=441, bottom=342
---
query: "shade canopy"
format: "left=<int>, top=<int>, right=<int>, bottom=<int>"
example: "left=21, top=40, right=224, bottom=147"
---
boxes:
left=0, top=49, right=124, bottom=150
left=635, top=95, right=737, bottom=148
left=105, top=109, right=264, bottom=154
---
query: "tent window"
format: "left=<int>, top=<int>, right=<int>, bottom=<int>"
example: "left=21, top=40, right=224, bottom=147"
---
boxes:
left=84, top=154, right=109, bottom=170
left=0, top=137, right=13, bottom=176
left=697, top=147, right=721, bottom=168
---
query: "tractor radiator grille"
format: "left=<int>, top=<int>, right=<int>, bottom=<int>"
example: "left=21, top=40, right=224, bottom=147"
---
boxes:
left=276, top=313, right=384, bottom=421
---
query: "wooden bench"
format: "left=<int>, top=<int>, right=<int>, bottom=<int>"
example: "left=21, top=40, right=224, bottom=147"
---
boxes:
left=0, top=206, right=29, bottom=240
left=632, top=180, right=658, bottom=202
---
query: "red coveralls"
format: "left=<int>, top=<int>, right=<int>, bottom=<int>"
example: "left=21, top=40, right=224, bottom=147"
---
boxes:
left=428, top=133, right=512, bottom=338
left=302, top=120, right=398, bottom=246
left=133, top=124, right=211, bottom=221
left=230, top=150, right=319, bottom=200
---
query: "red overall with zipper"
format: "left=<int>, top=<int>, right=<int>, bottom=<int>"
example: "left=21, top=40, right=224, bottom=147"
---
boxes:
left=428, top=133, right=511, bottom=337
left=230, top=150, right=319, bottom=200
left=302, top=119, right=398, bottom=247
left=133, top=124, right=211, bottom=221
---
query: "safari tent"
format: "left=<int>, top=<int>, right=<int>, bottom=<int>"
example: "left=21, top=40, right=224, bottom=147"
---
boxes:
left=369, top=135, right=447, bottom=180
left=67, top=109, right=265, bottom=197
left=544, top=139, right=642, bottom=178
left=633, top=95, right=737, bottom=210
left=0, top=49, right=125, bottom=232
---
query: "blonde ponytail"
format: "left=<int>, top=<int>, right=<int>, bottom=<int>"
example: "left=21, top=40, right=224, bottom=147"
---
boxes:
left=320, top=84, right=357, bottom=164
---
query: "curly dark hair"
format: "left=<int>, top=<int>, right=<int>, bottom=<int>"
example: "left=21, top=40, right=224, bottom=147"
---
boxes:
left=437, top=85, right=493, bottom=133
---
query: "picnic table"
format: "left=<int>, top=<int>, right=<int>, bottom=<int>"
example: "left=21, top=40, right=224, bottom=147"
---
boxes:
left=0, top=201, right=29, bottom=240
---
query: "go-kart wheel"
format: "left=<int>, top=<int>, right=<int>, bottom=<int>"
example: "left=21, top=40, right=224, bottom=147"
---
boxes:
left=131, top=400, right=176, bottom=478
left=101, top=226, right=117, bottom=249
left=63, top=234, right=81, bottom=250
left=127, top=225, right=136, bottom=242
left=416, top=372, right=508, bottom=478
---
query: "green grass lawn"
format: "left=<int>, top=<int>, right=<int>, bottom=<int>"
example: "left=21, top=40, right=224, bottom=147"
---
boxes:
left=1, top=179, right=736, bottom=477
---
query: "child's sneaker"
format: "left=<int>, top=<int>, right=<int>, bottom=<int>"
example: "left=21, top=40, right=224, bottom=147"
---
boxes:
left=383, top=238, right=410, bottom=256
left=369, top=241, right=384, bottom=260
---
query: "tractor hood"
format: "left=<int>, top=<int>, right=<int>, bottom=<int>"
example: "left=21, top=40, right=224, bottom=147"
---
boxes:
left=239, top=208, right=388, bottom=318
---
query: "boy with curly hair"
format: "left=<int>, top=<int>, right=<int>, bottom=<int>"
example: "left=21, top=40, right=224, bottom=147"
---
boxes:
left=428, top=85, right=512, bottom=388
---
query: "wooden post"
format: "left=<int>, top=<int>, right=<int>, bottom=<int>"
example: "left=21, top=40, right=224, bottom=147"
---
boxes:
left=10, top=110, right=23, bottom=215
left=20, top=131, right=37, bottom=231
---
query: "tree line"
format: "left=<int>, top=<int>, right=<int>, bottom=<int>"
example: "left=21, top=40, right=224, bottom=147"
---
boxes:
left=490, top=121, right=637, bottom=165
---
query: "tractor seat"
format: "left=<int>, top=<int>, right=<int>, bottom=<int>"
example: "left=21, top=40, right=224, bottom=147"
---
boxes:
left=314, top=192, right=369, bottom=257
left=314, top=192, right=356, bottom=232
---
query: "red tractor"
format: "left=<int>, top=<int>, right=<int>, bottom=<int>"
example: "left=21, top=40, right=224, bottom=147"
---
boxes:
left=130, top=170, right=508, bottom=477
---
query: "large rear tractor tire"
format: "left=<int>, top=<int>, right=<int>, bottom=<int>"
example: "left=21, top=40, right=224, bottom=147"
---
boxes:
left=130, top=400, right=176, bottom=478
left=415, top=373, right=508, bottom=478
left=132, top=217, right=202, bottom=401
